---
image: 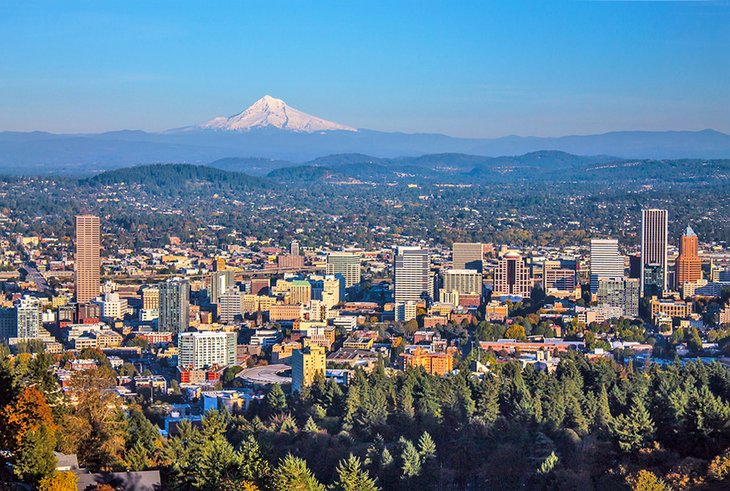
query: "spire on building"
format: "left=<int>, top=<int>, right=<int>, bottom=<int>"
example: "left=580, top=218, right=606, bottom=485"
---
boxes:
left=685, top=225, right=696, bottom=237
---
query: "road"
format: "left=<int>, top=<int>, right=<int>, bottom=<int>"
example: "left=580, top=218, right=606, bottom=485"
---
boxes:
left=238, top=364, right=292, bottom=385
left=23, top=262, right=52, bottom=295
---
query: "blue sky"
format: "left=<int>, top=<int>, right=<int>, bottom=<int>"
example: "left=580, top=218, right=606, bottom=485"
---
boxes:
left=0, top=0, right=728, bottom=136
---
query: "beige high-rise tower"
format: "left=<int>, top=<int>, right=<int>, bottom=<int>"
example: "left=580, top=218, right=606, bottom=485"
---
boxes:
left=75, top=215, right=100, bottom=304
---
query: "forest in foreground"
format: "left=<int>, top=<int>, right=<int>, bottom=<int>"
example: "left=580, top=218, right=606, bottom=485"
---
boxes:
left=1, top=351, right=730, bottom=490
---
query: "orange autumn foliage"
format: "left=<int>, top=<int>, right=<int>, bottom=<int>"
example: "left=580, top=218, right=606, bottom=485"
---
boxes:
left=1, top=386, right=56, bottom=449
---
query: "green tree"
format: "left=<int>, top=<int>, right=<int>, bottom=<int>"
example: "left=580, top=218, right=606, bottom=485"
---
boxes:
left=417, top=432, right=436, bottom=461
left=331, top=455, right=379, bottom=491
left=400, top=439, right=421, bottom=479
left=13, top=422, right=57, bottom=483
left=594, top=385, right=612, bottom=432
left=273, top=454, right=326, bottom=491
left=238, top=434, right=272, bottom=487
left=611, top=396, right=656, bottom=453
left=265, top=384, right=288, bottom=416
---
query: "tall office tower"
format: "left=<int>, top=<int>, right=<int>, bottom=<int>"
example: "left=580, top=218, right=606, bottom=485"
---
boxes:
left=290, top=240, right=300, bottom=256
left=218, top=289, right=243, bottom=324
left=641, top=209, right=669, bottom=297
left=291, top=344, right=326, bottom=393
left=394, top=246, right=431, bottom=303
left=590, top=239, right=625, bottom=294
left=16, top=296, right=41, bottom=340
left=75, top=215, right=100, bottom=304
left=159, top=278, right=190, bottom=335
left=0, top=308, right=17, bottom=341
left=452, top=242, right=484, bottom=272
left=676, top=226, right=702, bottom=289
left=596, top=277, right=640, bottom=318
left=178, top=331, right=236, bottom=369
left=209, top=270, right=236, bottom=305
left=326, top=252, right=361, bottom=289
left=442, top=269, right=482, bottom=295
left=492, top=251, right=531, bottom=299
left=141, top=286, right=160, bottom=310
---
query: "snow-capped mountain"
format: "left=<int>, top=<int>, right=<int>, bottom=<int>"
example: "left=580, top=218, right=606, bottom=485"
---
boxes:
left=198, top=95, right=357, bottom=133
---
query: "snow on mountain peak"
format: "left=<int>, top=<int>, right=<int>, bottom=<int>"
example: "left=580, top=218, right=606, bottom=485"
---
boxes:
left=198, top=96, right=357, bottom=133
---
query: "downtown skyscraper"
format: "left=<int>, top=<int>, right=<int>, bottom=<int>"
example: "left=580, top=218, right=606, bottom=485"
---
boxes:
left=393, top=246, right=431, bottom=304
left=641, top=209, right=669, bottom=297
left=590, top=239, right=625, bottom=294
left=159, top=278, right=190, bottom=336
left=676, top=226, right=702, bottom=290
left=75, top=215, right=100, bottom=304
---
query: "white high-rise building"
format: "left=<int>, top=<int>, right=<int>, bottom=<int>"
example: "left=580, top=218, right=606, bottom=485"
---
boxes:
left=16, top=296, right=41, bottom=340
left=590, top=239, right=625, bottom=293
left=178, top=331, right=236, bottom=369
left=641, top=209, right=669, bottom=297
left=394, top=246, right=431, bottom=304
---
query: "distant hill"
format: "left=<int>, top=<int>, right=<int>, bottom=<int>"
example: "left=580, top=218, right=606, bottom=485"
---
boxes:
left=0, top=125, right=729, bottom=175
left=84, top=164, right=265, bottom=191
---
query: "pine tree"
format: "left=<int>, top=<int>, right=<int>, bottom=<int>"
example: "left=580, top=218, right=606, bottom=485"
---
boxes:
left=273, top=454, right=326, bottom=491
left=265, top=384, right=288, bottom=416
left=13, top=422, right=57, bottom=483
left=594, top=385, right=613, bottom=432
left=398, top=383, right=415, bottom=418
left=564, top=393, right=589, bottom=436
left=400, top=439, right=422, bottom=479
left=238, top=434, right=272, bottom=486
left=303, top=416, right=320, bottom=433
left=331, top=454, right=380, bottom=491
left=611, top=396, right=656, bottom=453
left=417, top=432, right=437, bottom=461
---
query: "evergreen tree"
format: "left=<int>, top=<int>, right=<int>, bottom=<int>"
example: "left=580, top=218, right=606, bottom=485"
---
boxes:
left=265, top=384, right=288, bottom=417
left=13, top=422, right=57, bottom=483
left=417, top=432, right=437, bottom=461
left=238, top=434, right=272, bottom=486
left=400, top=439, right=422, bottom=479
left=398, top=383, right=415, bottom=419
left=331, top=454, right=379, bottom=491
left=273, top=454, right=326, bottom=491
left=611, top=396, right=656, bottom=453
left=303, top=416, right=320, bottom=433
left=594, top=385, right=613, bottom=432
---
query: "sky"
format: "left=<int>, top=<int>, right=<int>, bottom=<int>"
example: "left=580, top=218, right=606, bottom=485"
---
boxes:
left=0, top=0, right=728, bottom=137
